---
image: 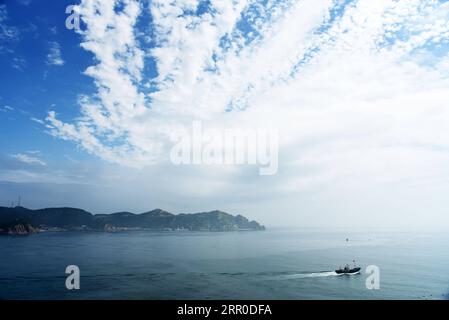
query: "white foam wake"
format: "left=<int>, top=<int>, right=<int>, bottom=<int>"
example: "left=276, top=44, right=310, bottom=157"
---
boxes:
left=276, top=271, right=339, bottom=280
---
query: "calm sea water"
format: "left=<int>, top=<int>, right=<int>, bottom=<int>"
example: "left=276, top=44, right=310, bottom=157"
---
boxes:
left=0, top=228, right=448, bottom=300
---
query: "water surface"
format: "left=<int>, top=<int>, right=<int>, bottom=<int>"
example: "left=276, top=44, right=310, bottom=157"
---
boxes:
left=0, top=228, right=448, bottom=299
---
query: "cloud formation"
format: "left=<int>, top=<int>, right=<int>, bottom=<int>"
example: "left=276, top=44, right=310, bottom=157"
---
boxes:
left=46, top=0, right=449, bottom=196
left=46, top=41, right=65, bottom=66
left=0, top=4, right=19, bottom=42
left=11, top=153, right=46, bottom=166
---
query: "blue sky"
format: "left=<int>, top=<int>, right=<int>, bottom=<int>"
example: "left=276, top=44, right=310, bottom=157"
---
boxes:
left=1, top=0, right=449, bottom=227
left=0, top=0, right=95, bottom=162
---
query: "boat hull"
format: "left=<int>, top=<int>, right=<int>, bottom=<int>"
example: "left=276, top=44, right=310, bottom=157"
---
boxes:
left=335, top=267, right=361, bottom=274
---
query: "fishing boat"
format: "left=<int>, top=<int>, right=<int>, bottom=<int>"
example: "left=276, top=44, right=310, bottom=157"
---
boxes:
left=335, top=260, right=361, bottom=275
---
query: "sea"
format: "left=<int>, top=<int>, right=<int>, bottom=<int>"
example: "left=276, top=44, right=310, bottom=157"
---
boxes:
left=0, top=228, right=448, bottom=300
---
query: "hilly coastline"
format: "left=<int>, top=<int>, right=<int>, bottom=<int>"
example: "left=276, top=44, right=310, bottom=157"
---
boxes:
left=0, top=206, right=265, bottom=235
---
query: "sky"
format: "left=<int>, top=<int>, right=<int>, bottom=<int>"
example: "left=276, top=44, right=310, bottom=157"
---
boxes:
left=1, top=0, right=449, bottom=228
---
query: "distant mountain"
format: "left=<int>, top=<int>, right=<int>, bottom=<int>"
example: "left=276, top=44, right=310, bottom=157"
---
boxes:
left=0, top=206, right=265, bottom=235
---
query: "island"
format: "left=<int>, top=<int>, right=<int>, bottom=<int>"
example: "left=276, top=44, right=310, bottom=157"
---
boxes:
left=0, top=206, right=265, bottom=235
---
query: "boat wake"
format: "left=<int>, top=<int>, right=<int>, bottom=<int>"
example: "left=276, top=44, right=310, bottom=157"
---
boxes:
left=271, top=271, right=340, bottom=280
left=217, top=270, right=361, bottom=280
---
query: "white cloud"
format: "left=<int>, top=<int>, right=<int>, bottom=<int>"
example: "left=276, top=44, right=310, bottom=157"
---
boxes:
left=18, top=0, right=32, bottom=6
left=0, top=4, right=19, bottom=41
left=26, top=150, right=41, bottom=155
left=11, top=153, right=46, bottom=166
left=1, top=105, right=14, bottom=112
left=12, top=57, right=26, bottom=71
left=30, top=117, right=44, bottom=124
left=44, top=0, right=449, bottom=225
left=46, top=41, right=65, bottom=66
